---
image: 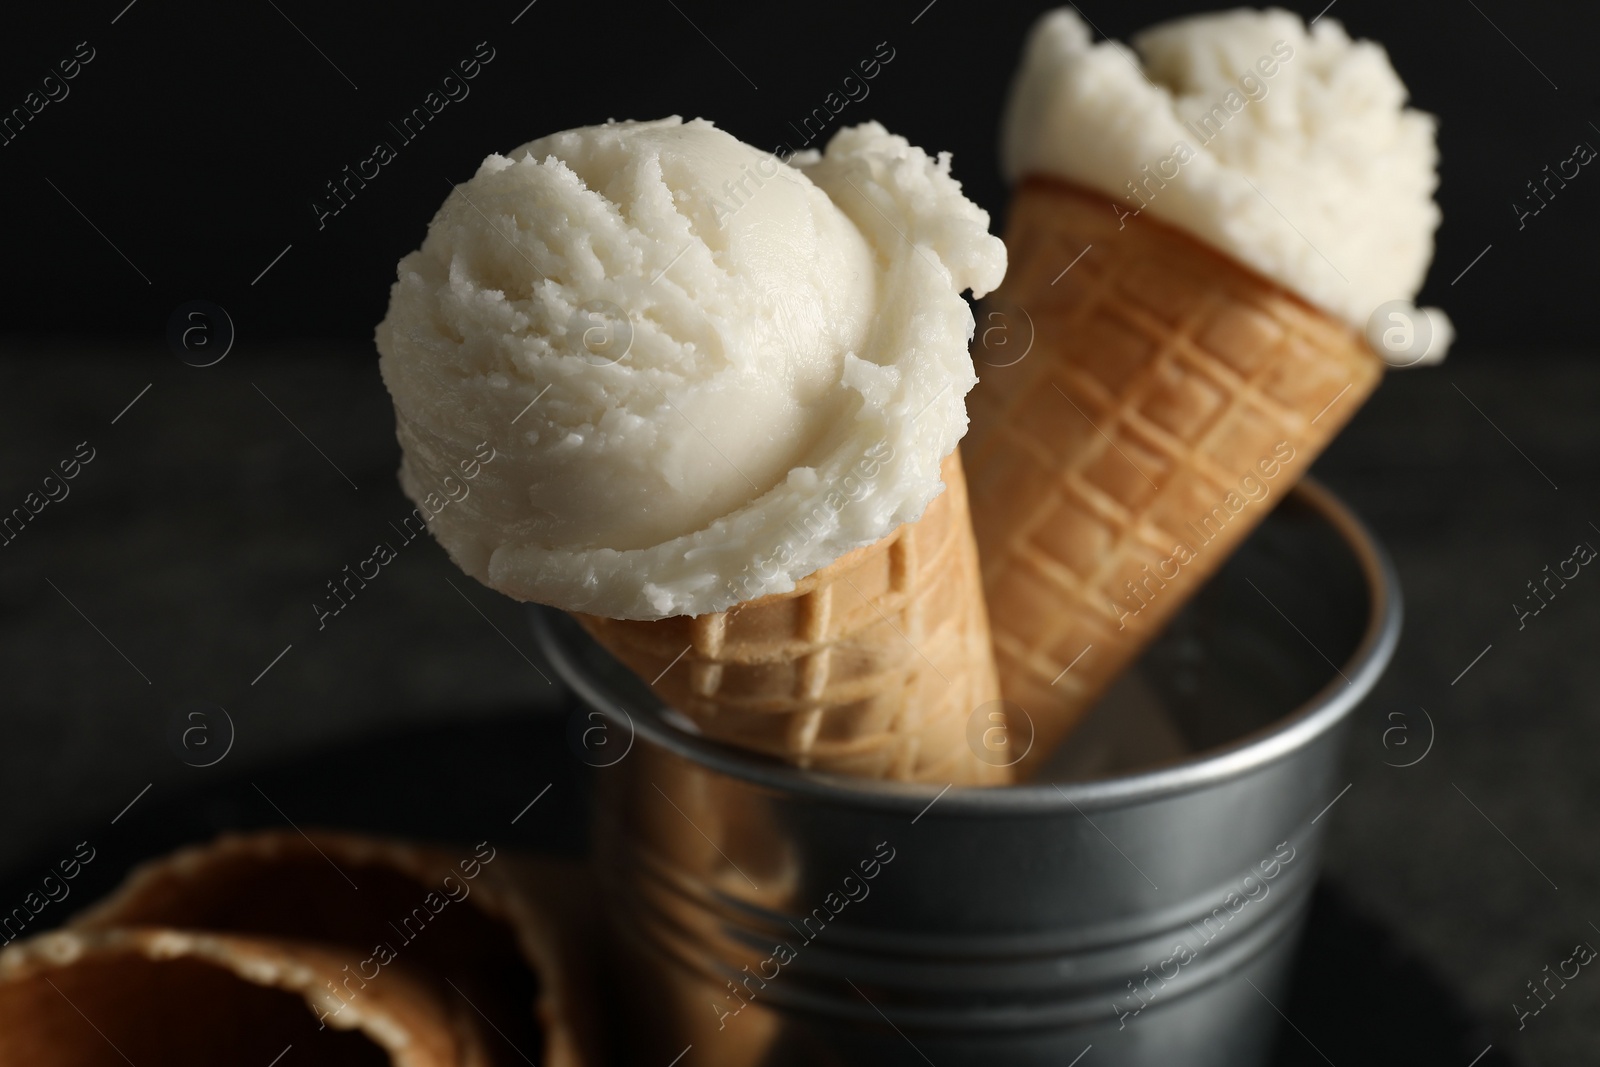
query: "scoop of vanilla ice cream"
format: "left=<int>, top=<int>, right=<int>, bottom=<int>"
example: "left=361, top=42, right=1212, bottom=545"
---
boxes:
left=378, top=117, right=1005, bottom=619
left=1002, top=7, right=1450, bottom=362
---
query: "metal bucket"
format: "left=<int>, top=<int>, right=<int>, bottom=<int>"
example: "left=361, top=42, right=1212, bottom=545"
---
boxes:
left=532, top=478, right=1401, bottom=1066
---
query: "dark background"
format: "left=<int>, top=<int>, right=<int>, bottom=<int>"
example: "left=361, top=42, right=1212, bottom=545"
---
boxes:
left=4, top=1, right=1599, bottom=1064
left=0, top=0, right=1595, bottom=349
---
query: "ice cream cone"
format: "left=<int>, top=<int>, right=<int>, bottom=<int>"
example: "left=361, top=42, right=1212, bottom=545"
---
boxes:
left=72, top=830, right=603, bottom=1067
left=964, top=178, right=1383, bottom=774
left=577, top=450, right=1013, bottom=785
left=378, top=119, right=1010, bottom=786
left=0, top=926, right=495, bottom=1066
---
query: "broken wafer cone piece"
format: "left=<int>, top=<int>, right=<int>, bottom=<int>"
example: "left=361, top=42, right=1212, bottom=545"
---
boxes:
left=0, top=926, right=493, bottom=1066
left=964, top=179, right=1384, bottom=773
left=71, top=829, right=603, bottom=1067
left=578, top=450, right=1012, bottom=785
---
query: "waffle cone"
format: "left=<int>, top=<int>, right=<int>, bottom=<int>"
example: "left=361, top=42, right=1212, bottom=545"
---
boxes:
left=964, top=178, right=1384, bottom=775
left=577, top=451, right=1013, bottom=785
left=70, top=829, right=603, bottom=1067
left=0, top=926, right=494, bottom=1066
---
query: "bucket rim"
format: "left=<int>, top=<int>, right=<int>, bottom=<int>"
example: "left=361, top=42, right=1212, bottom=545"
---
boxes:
left=532, top=476, right=1402, bottom=816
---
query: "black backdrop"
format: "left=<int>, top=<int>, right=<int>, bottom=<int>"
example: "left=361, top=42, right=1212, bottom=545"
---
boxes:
left=1, top=0, right=1596, bottom=353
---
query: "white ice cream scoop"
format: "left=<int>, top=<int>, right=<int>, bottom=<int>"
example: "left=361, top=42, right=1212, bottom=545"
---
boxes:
left=378, top=117, right=1005, bottom=619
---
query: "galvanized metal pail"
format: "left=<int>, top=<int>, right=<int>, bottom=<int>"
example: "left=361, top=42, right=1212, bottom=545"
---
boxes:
left=533, top=477, right=1400, bottom=1066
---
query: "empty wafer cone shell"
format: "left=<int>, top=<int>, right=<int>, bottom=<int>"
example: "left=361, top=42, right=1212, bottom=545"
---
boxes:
left=577, top=450, right=1013, bottom=785
left=0, top=926, right=494, bottom=1066
left=72, top=829, right=602, bottom=1067
left=964, top=178, right=1384, bottom=775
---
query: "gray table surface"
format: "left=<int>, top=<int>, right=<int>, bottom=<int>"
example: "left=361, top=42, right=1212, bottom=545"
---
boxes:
left=1, top=343, right=1594, bottom=1061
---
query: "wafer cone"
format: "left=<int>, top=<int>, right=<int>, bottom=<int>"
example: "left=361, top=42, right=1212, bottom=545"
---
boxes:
left=0, top=926, right=494, bottom=1066
left=577, top=450, right=1013, bottom=785
left=964, top=178, right=1384, bottom=775
left=72, top=830, right=603, bottom=1067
